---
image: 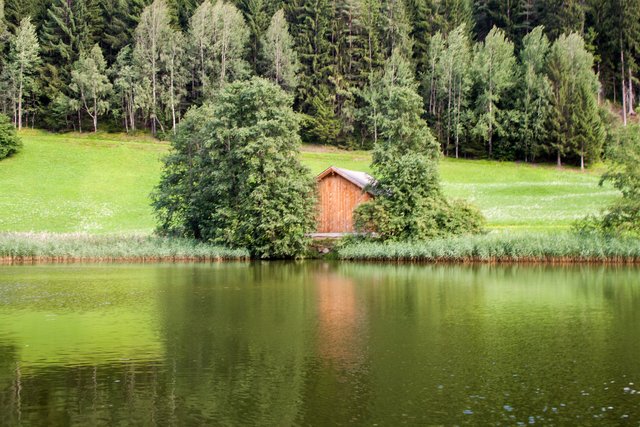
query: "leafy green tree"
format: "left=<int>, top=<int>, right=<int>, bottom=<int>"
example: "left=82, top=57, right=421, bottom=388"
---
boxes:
left=515, top=26, right=552, bottom=162
left=547, top=32, right=604, bottom=167
left=0, top=113, right=21, bottom=159
left=356, top=49, right=484, bottom=240
left=424, top=24, right=471, bottom=157
left=160, top=29, right=187, bottom=133
left=261, top=9, right=299, bottom=91
left=133, top=0, right=172, bottom=135
left=383, top=0, right=412, bottom=58
left=110, top=46, right=139, bottom=132
left=69, top=44, right=112, bottom=132
left=577, top=125, right=640, bottom=235
left=153, top=77, right=316, bottom=258
left=188, top=0, right=249, bottom=99
left=6, top=17, right=40, bottom=130
left=471, top=26, right=516, bottom=157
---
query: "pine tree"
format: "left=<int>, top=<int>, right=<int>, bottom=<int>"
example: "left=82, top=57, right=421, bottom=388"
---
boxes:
left=285, top=0, right=333, bottom=110
left=100, top=0, right=147, bottom=63
left=536, top=0, right=585, bottom=40
left=547, top=32, right=603, bottom=167
left=515, top=26, right=552, bottom=162
left=4, top=0, right=43, bottom=33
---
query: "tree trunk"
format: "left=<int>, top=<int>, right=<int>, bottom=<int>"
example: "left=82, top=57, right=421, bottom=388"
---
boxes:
left=629, top=68, right=636, bottom=116
left=622, top=48, right=627, bottom=126
left=557, top=150, right=562, bottom=167
left=93, top=99, right=98, bottom=132
left=17, top=70, right=23, bottom=130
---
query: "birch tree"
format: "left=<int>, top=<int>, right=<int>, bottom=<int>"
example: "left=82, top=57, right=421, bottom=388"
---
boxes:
left=134, top=0, right=172, bottom=135
left=472, top=26, right=516, bottom=157
left=69, top=44, right=112, bottom=132
left=7, top=17, right=40, bottom=130
left=160, top=29, right=187, bottom=133
left=189, top=0, right=249, bottom=99
left=111, top=46, right=139, bottom=132
left=424, top=25, right=471, bottom=157
left=261, top=9, right=299, bottom=91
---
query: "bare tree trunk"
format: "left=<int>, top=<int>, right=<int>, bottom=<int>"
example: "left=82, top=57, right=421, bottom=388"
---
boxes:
left=580, top=141, right=584, bottom=171
left=557, top=150, right=562, bottom=167
left=622, top=48, right=627, bottom=126
left=629, top=68, right=636, bottom=116
left=93, top=99, right=98, bottom=132
left=171, top=58, right=176, bottom=134
left=17, top=70, right=23, bottom=130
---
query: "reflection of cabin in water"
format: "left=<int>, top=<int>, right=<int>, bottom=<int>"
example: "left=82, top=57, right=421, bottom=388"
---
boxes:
left=315, top=166, right=375, bottom=235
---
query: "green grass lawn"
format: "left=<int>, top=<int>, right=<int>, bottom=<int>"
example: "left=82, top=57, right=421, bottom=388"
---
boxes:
left=0, top=130, right=619, bottom=233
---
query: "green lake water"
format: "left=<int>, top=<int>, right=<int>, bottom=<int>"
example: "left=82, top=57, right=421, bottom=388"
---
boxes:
left=0, top=262, right=639, bottom=425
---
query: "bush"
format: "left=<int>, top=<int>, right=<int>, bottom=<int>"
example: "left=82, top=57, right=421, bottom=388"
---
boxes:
left=576, top=124, right=640, bottom=237
left=0, top=114, right=22, bottom=160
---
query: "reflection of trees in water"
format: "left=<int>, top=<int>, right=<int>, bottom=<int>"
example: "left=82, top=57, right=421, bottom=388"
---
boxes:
left=0, top=263, right=639, bottom=424
left=156, top=262, right=314, bottom=425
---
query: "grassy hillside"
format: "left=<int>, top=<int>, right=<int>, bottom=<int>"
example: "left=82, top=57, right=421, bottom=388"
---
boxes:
left=0, top=131, right=619, bottom=233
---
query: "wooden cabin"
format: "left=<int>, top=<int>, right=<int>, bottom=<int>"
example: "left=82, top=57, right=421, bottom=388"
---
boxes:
left=315, top=166, right=375, bottom=235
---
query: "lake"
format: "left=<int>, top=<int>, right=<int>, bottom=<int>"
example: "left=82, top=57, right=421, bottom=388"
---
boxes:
left=0, top=262, right=639, bottom=425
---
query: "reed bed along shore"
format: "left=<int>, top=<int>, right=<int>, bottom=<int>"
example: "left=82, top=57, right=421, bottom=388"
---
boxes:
left=0, top=233, right=249, bottom=264
left=337, top=233, right=640, bottom=263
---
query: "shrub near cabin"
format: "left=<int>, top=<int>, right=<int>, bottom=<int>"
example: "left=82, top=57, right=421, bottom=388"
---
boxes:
left=316, top=166, right=374, bottom=234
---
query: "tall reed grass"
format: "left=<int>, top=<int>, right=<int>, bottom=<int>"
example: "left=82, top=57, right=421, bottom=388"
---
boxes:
left=0, top=233, right=249, bottom=263
left=337, top=233, right=640, bottom=263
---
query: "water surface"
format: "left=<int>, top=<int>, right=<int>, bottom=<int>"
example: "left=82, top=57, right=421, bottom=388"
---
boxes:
left=1, top=262, right=639, bottom=425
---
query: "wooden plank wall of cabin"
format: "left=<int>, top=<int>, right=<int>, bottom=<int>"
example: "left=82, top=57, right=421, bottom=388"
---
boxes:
left=317, top=174, right=372, bottom=233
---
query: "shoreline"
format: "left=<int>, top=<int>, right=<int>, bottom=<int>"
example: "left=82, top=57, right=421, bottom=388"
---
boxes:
left=2, top=232, right=640, bottom=266
left=0, top=255, right=248, bottom=265
left=3, top=255, right=640, bottom=266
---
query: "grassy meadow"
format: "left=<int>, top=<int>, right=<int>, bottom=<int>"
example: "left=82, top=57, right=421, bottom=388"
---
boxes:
left=0, top=130, right=620, bottom=234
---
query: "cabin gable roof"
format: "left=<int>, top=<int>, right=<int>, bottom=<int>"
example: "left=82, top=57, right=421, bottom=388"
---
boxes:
left=317, top=166, right=375, bottom=195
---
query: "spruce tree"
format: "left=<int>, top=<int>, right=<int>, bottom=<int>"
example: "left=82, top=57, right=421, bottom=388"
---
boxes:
left=100, top=0, right=147, bottom=63
left=547, top=32, right=603, bottom=167
left=515, top=26, right=552, bottom=162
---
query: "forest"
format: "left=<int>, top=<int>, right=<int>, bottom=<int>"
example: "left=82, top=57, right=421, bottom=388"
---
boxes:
left=0, top=0, right=639, bottom=167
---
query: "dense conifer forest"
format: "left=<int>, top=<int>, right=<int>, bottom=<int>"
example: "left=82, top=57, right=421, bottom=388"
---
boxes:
left=0, top=0, right=639, bottom=166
